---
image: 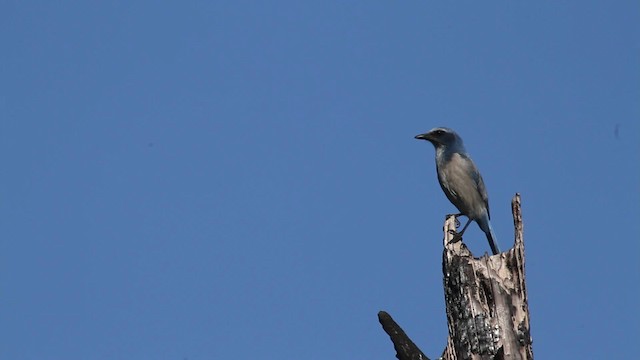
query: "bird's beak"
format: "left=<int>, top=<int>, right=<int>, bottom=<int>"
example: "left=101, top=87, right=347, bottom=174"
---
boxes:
left=415, top=133, right=430, bottom=141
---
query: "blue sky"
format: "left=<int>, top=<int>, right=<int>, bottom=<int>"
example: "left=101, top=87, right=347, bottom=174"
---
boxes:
left=1, top=1, right=639, bottom=359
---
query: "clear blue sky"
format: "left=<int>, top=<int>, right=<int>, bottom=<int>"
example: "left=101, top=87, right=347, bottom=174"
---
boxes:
left=2, top=1, right=639, bottom=359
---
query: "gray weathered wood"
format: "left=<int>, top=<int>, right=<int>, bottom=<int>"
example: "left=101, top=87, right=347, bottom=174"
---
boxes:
left=441, top=193, right=532, bottom=360
left=379, top=194, right=533, bottom=360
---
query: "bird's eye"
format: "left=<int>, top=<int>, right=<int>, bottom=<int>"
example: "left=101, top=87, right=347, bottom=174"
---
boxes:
left=434, top=130, right=444, bottom=136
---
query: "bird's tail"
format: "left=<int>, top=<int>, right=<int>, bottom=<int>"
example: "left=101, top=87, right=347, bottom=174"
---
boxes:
left=485, top=221, right=501, bottom=255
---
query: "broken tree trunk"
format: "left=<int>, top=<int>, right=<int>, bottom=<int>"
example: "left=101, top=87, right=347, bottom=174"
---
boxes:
left=379, top=194, right=533, bottom=360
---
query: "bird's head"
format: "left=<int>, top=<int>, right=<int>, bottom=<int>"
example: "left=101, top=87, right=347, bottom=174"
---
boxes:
left=414, top=127, right=464, bottom=151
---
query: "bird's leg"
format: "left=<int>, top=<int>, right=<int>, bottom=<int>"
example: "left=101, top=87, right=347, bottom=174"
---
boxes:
left=448, top=217, right=472, bottom=244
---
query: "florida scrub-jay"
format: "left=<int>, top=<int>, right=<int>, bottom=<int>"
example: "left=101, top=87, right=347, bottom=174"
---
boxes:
left=415, top=127, right=500, bottom=255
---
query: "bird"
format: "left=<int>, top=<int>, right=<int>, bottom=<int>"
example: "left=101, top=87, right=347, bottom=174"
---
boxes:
left=415, top=127, right=500, bottom=255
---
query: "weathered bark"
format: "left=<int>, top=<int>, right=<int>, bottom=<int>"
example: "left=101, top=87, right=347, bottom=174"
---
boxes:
left=378, top=311, right=430, bottom=360
left=379, top=194, right=533, bottom=360
left=440, top=193, right=532, bottom=359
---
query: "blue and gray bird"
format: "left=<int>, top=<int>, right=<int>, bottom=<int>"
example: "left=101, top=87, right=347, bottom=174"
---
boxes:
left=415, top=127, right=500, bottom=255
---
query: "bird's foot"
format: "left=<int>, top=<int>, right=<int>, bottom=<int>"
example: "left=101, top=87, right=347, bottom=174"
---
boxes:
left=447, top=230, right=463, bottom=244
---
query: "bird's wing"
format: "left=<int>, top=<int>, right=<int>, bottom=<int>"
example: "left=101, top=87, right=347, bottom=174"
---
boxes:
left=476, top=174, right=490, bottom=219
left=461, top=153, right=491, bottom=220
